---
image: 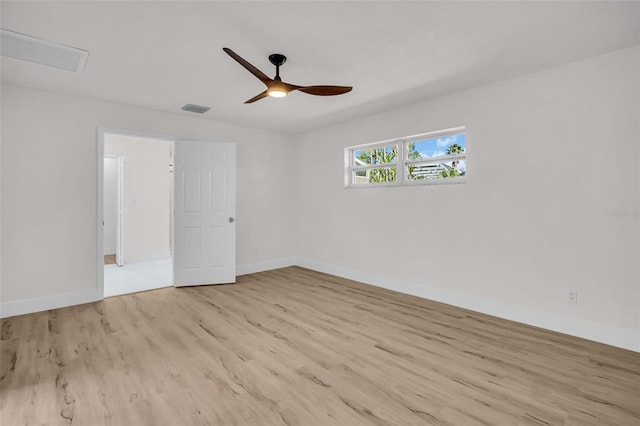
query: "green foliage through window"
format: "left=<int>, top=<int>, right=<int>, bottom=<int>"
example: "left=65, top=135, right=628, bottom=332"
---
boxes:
left=357, top=143, right=424, bottom=183
left=349, top=130, right=466, bottom=186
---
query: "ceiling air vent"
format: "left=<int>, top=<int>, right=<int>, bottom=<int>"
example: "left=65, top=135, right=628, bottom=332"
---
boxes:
left=0, top=28, right=88, bottom=73
left=181, top=104, right=211, bottom=114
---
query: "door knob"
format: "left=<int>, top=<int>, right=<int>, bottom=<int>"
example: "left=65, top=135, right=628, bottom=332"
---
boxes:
left=228, top=217, right=235, bottom=223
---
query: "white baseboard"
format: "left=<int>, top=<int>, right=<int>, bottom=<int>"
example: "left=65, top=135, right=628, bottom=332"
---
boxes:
left=1, top=257, right=297, bottom=318
left=297, top=258, right=640, bottom=353
left=1, top=289, right=102, bottom=319
left=3, top=258, right=637, bottom=353
left=103, top=248, right=116, bottom=255
left=236, top=257, right=297, bottom=276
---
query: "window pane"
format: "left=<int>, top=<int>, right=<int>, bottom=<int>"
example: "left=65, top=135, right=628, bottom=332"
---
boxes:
left=407, top=160, right=465, bottom=180
left=353, top=166, right=397, bottom=184
left=354, top=144, right=398, bottom=166
left=407, top=133, right=466, bottom=160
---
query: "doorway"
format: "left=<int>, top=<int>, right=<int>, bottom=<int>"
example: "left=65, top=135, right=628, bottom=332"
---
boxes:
left=100, top=130, right=174, bottom=297
left=97, top=129, right=237, bottom=298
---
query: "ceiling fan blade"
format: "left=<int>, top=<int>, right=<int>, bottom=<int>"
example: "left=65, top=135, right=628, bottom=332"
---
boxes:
left=244, top=90, right=269, bottom=104
left=223, top=47, right=272, bottom=85
left=294, top=85, right=353, bottom=96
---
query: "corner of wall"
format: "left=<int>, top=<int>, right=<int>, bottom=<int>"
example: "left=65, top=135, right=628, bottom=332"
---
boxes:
left=236, top=258, right=297, bottom=277
left=297, top=258, right=640, bottom=353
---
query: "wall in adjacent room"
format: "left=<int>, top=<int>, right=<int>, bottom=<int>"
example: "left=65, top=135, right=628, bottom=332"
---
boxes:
left=0, top=84, right=296, bottom=315
left=294, top=46, right=640, bottom=351
left=104, top=134, right=171, bottom=262
left=103, top=157, right=117, bottom=254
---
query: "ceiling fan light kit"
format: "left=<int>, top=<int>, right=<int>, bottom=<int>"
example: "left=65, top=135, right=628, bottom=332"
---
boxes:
left=223, top=47, right=352, bottom=103
left=267, top=82, right=288, bottom=98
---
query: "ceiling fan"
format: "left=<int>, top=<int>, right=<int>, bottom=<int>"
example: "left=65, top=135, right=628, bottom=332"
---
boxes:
left=223, top=47, right=352, bottom=104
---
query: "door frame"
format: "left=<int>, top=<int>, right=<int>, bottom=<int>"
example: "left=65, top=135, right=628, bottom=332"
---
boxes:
left=96, top=127, right=176, bottom=297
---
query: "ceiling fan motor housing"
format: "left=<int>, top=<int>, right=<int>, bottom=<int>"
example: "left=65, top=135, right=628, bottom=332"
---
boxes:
left=268, top=54, right=287, bottom=67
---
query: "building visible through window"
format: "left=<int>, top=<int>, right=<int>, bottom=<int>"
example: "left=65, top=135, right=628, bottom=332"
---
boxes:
left=346, top=128, right=466, bottom=187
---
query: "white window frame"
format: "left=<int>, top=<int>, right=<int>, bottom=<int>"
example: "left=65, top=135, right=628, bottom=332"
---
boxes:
left=345, top=126, right=467, bottom=188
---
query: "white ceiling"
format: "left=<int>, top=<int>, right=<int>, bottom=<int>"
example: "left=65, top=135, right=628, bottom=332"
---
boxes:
left=1, top=1, right=638, bottom=134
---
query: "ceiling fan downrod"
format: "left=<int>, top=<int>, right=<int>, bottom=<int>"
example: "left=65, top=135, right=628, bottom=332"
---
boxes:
left=269, top=53, right=287, bottom=80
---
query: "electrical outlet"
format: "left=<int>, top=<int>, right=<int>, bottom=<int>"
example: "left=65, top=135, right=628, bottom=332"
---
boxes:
left=568, top=289, right=578, bottom=304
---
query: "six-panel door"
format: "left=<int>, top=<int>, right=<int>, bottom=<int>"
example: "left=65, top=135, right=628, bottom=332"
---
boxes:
left=173, top=141, right=236, bottom=286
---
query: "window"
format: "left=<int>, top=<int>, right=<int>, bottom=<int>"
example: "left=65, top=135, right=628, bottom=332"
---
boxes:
left=352, top=144, right=398, bottom=184
left=346, top=127, right=466, bottom=187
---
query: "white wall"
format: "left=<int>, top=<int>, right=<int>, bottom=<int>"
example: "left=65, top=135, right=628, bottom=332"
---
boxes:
left=0, top=84, right=296, bottom=315
left=103, top=157, right=117, bottom=254
left=104, top=134, right=171, bottom=262
left=1, top=47, right=638, bottom=351
left=294, top=46, right=640, bottom=351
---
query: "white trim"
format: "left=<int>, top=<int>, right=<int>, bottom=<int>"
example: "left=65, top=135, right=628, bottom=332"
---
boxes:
left=4, top=254, right=637, bottom=352
left=345, top=176, right=466, bottom=189
left=97, top=129, right=105, bottom=299
left=401, top=176, right=466, bottom=187
left=115, top=156, right=125, bottom=266
left=352, top=163, right=398, bottom=172
left=0, top=289, right=101, bottom=319
left=350, top=126, right=467, bottom=150
left=236, top=258, right=297, bottom=276
left=297, top=258, right=640, bottom=353
left=404, top=153, right=466, bottom=165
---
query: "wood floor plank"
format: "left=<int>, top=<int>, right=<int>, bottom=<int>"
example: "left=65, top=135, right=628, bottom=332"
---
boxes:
left=1, top=266, right=639, bottom=425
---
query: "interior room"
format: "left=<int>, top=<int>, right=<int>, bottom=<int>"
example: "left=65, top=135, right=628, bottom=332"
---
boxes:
left=102, top=132, right=173, bottom=297
left=1, top=1, right=639, bottom=425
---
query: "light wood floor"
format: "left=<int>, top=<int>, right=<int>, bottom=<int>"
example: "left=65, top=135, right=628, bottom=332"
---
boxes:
left=1, top=267, right=639, bottom=425
left=104, top=254, right=116, bottom=265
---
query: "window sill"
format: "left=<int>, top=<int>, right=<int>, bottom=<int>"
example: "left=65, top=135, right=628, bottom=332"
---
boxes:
left=345, top=177, right=466, bottom=189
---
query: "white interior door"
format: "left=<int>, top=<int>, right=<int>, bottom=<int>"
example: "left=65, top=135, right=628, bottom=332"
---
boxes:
left=173, top=141, right=236, bottom=286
